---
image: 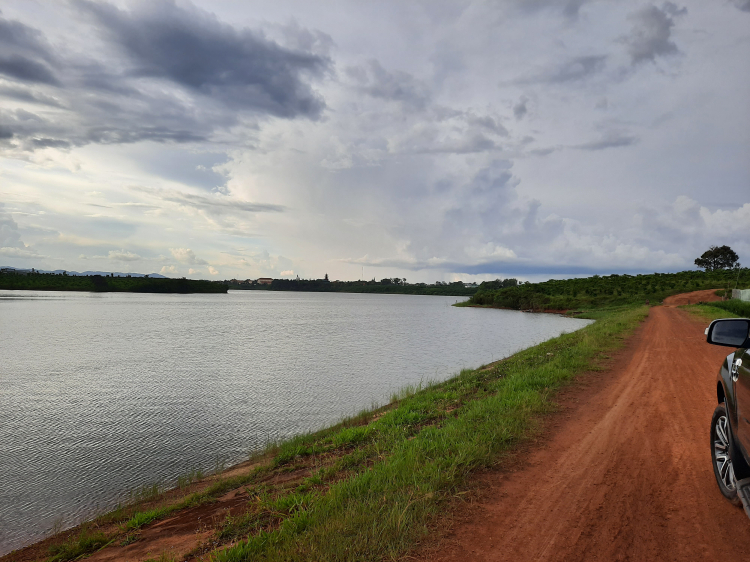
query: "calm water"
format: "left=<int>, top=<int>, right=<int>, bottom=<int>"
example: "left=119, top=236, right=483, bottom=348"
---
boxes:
left=0, top=290, right=591, bottom=554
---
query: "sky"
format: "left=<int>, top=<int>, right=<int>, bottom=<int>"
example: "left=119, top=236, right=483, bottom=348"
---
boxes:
left=0, top=0, right=748, bottom=283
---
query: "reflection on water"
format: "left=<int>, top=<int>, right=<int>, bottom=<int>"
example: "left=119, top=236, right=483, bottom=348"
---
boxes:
left=0, top=290, right=591, bottom=554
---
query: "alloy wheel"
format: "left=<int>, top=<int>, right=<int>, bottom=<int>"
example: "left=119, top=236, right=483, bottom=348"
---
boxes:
left=714, top=414, right=736, bottom=491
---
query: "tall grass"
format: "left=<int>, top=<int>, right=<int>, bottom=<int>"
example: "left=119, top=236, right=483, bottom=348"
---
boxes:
left=705, top=299, right=750, bottom=317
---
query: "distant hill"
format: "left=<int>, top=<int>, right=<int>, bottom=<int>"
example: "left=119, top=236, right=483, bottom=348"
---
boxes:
left=0, top=266, right=167, bottom=278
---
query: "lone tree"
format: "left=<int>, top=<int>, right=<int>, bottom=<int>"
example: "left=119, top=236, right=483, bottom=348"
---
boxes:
left=695, top=245, right=739, bottom=272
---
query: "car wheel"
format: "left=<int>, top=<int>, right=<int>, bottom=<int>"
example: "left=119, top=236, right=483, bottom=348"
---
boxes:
left=711, top=403, right=742, bottom=506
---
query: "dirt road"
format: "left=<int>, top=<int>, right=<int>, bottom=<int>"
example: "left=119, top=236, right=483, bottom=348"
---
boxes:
left=420, top=290, right=750, bottom=561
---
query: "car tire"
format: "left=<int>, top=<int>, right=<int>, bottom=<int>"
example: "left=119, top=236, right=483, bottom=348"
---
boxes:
left=711, top=403, right=742, bottom=505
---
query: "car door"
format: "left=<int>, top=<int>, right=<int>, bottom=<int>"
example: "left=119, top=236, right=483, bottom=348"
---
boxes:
left=735, top=349, right=750, bottom=456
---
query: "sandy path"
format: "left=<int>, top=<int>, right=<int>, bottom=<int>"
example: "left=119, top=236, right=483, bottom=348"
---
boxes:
left=420, top=290, right=750, bottom=561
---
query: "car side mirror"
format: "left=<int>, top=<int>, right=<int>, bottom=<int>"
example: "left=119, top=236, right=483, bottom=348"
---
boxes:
left=705, top=318, right=750, bottom=348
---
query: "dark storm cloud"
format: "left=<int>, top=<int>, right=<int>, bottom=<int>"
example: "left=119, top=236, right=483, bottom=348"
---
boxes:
left=75, top=0, right=329, bottom=118
left=0, top=55, right=59, bottom=85
left=0, top=15, right=59, bottom=85
left=0, top=17, right=58, bottom=84
left=0, top=1, right=330, bottom=153
left=625, top=3, right=686, bottom=65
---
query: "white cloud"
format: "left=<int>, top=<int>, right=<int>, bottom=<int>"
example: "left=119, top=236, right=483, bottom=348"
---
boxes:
left=188, top=268, right=200, bottom=275
left=208, top=266, right=219, bottom=275
left=108, top=249, right=141, bottom=262
left=170, top=248, right=207, bottom=265
left=280, top=270, right=294, bottom=276
left=160, top=265, right=177, bottom=275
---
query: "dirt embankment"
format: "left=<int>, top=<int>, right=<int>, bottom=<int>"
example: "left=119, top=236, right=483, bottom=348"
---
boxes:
left=417, top=290, right=749, bottom=561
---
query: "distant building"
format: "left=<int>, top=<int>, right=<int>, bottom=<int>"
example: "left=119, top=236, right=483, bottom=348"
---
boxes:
left=732, top=289, right=750, bottom=302
left=465, top=283, right=479, bottom=289
left=257, top=277, right=273, bottom=285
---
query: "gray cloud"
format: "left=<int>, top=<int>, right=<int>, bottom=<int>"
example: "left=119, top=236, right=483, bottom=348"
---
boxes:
left=0, top=1, right=331, bottom=153
left=625, top=4, right=686, bottom=65
left=0, top=86, right=64, bottom=107
left=0, top=15, right=59, bottom=85
left=0, top=205, right=24, bottom=249
left=514, top=55, right=607, bottom=85
left=76, top=0, right=329, bottom=118
left=513, top=97, right=528, bottom=119
left=574, top=131, right=638, bottom=151
left=733, top=0, right=750, bottom=11
left=512, top=0, right=590, bottom=19
left=0, top=55, right=59, bottom=85
left=346, top=60, right=430, bottom=110
left=130, top=186, right=285, bottom=215
left=549, top=55, right=607, bottom=82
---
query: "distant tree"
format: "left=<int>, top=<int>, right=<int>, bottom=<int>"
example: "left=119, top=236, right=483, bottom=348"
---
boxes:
left=695, top=245, right=739, bottom=272
left=324, top=273, right=329, bottom=281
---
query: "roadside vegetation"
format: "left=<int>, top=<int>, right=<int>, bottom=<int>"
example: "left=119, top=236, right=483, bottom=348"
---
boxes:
left=684, top=297, right=750, bottom=322
left=466, top=268, right=749, bottom=311
left=0, top=272, right=227, bottom=293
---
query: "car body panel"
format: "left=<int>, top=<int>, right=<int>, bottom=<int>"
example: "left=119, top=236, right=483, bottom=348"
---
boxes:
left=735, top=349, right=750, bottom=459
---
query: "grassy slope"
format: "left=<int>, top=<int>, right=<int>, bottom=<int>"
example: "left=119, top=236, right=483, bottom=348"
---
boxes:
left=682, top=299, right=750, bottom=322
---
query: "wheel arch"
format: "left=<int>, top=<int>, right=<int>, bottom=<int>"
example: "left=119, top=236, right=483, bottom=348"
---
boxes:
left=718, top=381, right=726, bottom=405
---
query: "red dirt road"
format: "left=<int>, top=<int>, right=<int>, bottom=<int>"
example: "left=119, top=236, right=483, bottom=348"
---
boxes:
left=422, top=291, right=750, bottom=561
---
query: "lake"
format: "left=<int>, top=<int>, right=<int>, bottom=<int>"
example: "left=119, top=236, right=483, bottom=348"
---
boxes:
left=0, top=290, right=591, bottom=554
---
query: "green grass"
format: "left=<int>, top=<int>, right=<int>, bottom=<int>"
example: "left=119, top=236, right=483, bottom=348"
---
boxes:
left=706, top=299, right=750, bottom=317
left=206, top=305, right=647, bottom=562
left=682, top=300, right=749, bottom=322
left=47, top=529, right=112, bottom=562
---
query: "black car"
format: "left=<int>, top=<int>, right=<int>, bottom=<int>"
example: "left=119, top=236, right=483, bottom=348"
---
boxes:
left=706, top=317, right=750, bottom=517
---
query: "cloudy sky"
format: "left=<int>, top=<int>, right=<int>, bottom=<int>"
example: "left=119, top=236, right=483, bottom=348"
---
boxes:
left=0, top=0, right=748, bottom=282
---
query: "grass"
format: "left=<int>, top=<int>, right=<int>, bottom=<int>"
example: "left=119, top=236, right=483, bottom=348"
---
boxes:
left=47, top=528, right=112, bottom=562
left=681, top=299, right=750, bottom=322
left=40, top=304, right=647, bottom=562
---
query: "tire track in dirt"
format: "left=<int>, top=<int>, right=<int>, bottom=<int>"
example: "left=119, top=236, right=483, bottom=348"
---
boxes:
left=419, top=290, right=750, bottom=561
